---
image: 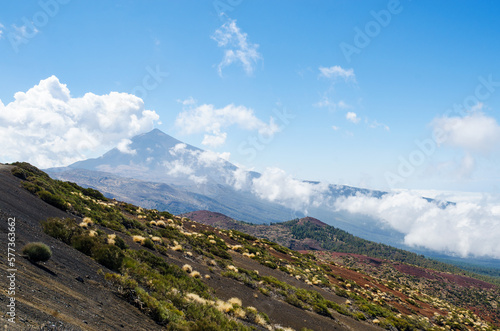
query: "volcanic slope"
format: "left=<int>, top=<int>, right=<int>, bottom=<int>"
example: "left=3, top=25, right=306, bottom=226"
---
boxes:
left=1, top=163, right=383, bottom=330
left=184, top=210, right=500, bottom=329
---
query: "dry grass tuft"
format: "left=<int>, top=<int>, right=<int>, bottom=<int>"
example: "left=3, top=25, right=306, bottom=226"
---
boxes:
left=132, top=235, right=146, bottom=244
left=233, top=308, right=246, bottom=318
left=171, top=244, right=183, bottom=251
left=182, top=264, right=193, bottom=273
left=215, top=300, right=233, bottom=313
left=255, top=314, right=267, bottom=326
left=82, top=217, right=93, bottom=225
left=227, top=265, right=238, bottom=273
left=185, top=293, right=213, bottom=305
left=247, top=306, right=257, bottom=313
left=228, top=297, right=242, bottom=306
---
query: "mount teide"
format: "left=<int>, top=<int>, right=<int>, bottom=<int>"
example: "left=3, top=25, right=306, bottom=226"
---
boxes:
left=47, top=129, right=303, bottom=224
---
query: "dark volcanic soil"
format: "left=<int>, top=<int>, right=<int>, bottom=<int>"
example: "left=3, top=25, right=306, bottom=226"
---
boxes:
left=0, top=164, right=160, bottom=330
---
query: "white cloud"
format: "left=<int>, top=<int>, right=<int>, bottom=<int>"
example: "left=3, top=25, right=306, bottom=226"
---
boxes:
left=334, top=191, right=500, bottom=258
left=202, top=131, right=227, bottom=147
left=164, top=143, right=233, bottom=185
left=432, top=111, right=500, bottom=154
left=368, top=119, right=390, bottom=131
left=116, top=139, right=137, bottom=155
left=175, top=103, right=279, bottom=147
left=211, top=18, right=262, bottom=76
left=314, top=96, right=350, bottom=110
left=217, top=151, right=231, bottom=161
left=230, top=167, right=250, bottom=190
left=0, top=76, right=159, bottom=168
left=250, top=167, right=329, bottom=211
left=0, top=23, right=4, bottom=38
left=346, top=111, right=360, bottom=124
left=177, top=97, right=196, bottom=106
left=332, top=125, right=340, bottom=131
left=319, top=66, right=355, bottom=81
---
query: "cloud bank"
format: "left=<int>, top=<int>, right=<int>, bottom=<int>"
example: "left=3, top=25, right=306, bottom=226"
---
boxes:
left=0, top=76, right=159, bottom=168
left=432, top=110, right=500, bottom=154
left=334, top=191, right=500, bottom=259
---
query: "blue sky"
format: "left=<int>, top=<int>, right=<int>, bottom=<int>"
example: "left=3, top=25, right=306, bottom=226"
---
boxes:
left=2, top=0, right=500, bottom=194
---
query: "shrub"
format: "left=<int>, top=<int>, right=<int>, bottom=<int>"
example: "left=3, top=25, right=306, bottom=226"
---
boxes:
left=93, top=245, right=124, bottom=272
left=11, top=167, right=27, bottom=180
left=42, top=218, right=82, bottom=244
left=23, top=242, right=52, bottom=263
left=312, top=302, right=331, bottom=317
left=143, top=238, right=155, bottom=250
left=72, top=235, right=99, bottom=256
left=114, top=236, right=128, bottom=250
left=37, top=190, right=67, bottom=211
left=81, top=187, right=106, bottom=200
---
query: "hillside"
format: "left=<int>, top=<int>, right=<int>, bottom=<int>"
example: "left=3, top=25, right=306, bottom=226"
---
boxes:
left=1, top=163, right=499, bottom=330
left=183, top=211, right=500, bottom=283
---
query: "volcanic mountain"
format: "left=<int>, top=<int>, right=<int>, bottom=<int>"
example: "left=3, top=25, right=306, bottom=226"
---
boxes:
left=47, top=129, right=400, bottom=244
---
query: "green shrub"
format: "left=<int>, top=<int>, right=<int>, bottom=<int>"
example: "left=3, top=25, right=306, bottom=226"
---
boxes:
left=37, top=190, right=67, bottom=211
left=353, top=312, right=366, bottom=320
left=21, top=182, right=40, bottom=194
left=143, top=238, right=155, bottom=250
left=42, top=218, right=82, bottom=244
left=114, top=236, right=128, bottom=250
left=93, top=245, right=124, bottom=272
left=312, top=302, right=331, bottom=317
left=81, top=187, right=106, bottom=200
left=11, top=167, right=27, bottom=180
left=22, top=242, right=52, bottom=262
left=285, top=294, right=306, bottom=308
left=72, top=235, right=99, bottom=256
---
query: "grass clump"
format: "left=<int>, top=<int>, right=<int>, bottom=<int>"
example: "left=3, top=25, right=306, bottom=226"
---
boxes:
left=22, top=242, right=52, bottom=263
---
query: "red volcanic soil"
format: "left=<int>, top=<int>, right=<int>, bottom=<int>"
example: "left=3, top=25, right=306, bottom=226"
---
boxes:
left=319, top=251, right=495, bottom=290
left=392, top=263, right=495, bottom=290
left=322, top=252, right=384, bottom=266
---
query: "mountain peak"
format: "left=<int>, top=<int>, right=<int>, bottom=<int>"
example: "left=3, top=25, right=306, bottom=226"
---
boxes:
left=141, top=128, right=169, bottom=137
left=297, top=216, right=328, bottom=227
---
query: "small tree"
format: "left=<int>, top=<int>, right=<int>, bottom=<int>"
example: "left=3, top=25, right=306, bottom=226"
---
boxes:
left=22, top=242, right=52, bottom=263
